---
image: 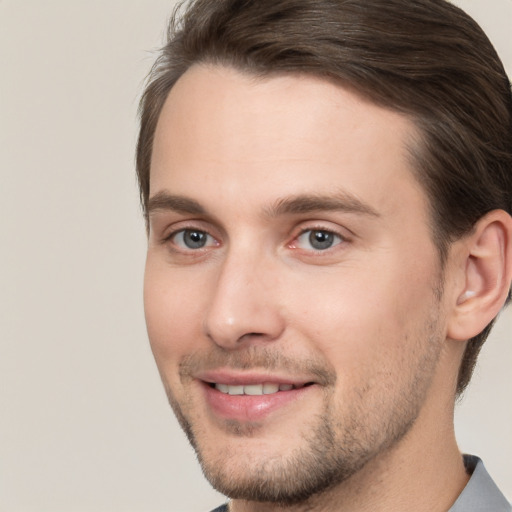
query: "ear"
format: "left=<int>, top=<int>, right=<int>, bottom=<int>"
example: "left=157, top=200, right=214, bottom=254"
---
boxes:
left=447, top=209, right=512, bottom=341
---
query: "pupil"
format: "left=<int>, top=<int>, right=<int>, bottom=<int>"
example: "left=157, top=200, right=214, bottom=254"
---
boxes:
left=309, top=230, right=333, bottom=250
left=184, top=230, right=206, bottom=249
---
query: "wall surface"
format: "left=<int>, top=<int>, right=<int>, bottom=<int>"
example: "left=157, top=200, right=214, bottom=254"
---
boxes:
left=1, top=1, right=510, bottom=511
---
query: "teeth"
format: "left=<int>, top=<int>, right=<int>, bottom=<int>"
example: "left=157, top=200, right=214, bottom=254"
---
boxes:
left=245, top=384, right=263, bottom=395
left=214, top=382, right=297, bottom=396
left=228, top=385, right=244, bottom=395
left=216, top=383, right=229, bottom=393
left=263, top=383, right=279, bottom=394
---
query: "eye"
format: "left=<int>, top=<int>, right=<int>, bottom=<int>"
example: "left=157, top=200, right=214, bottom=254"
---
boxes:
left=295, top=229, right=343, bottom=251
left=171, top=229, right=216, bottom=250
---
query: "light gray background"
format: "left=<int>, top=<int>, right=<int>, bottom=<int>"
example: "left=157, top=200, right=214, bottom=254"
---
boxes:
left=1, top=1, right=510, bottom=511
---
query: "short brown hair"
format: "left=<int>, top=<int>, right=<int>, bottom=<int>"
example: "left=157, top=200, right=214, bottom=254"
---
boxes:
left=136, top=0, right=512, bottom=395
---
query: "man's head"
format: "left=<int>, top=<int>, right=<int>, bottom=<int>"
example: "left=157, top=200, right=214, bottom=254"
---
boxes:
left=138, top=0, right=512, bottom=396
left=139, top=0, right=512, bottom=507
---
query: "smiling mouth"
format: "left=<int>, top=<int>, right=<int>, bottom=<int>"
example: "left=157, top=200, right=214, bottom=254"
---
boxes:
left=209, top=382, right=314, bottom=396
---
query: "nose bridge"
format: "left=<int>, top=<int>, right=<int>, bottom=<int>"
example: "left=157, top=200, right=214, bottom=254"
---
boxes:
left=204, top=243, right=284, bottom=349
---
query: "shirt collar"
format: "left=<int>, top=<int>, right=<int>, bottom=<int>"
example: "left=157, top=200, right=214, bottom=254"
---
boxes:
left=448, top=455, right=511, bottom=512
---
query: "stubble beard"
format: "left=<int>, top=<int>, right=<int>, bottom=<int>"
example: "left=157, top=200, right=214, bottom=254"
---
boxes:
left=162, top=316, right=444, bottom=507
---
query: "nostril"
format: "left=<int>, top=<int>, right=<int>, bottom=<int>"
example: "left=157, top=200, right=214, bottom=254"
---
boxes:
left=237, top=332, right=267, bottom=343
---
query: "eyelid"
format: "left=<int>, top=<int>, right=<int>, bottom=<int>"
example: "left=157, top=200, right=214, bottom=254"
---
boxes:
left=292, top=221, right=351, bottom=240
left=172, top=229, right=219, bottom=250
left=160, top=220, right=222, bottom=250
left=159, top=218, right=214, bottom=240
left=293, top=229, right=342, bottom=248
left=288, top=222, right=352, bottom=254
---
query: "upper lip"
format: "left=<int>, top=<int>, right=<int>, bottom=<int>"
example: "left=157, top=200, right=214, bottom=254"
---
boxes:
left=195, top=369, right=315, bottom=387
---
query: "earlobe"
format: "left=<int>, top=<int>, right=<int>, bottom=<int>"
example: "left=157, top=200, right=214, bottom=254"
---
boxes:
left=447, top=210, right=512, bottom=341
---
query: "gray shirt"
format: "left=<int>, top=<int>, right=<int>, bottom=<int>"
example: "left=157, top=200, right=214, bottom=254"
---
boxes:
left=449, top=455, right=511, bottom=511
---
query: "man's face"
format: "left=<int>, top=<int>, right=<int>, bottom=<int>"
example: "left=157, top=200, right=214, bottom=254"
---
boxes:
left=144, top=65, right=449, bottom=503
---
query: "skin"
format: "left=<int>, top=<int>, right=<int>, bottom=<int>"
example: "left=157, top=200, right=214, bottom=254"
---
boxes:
left=144, top=65, right=480, bottom=511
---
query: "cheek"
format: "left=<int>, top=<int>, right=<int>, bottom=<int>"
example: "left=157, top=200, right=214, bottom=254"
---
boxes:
left=143, top=258, right=206, bottom=370
left=285, top=255, right=439, bottom=370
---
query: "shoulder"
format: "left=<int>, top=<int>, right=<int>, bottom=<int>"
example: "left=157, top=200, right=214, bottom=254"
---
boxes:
left=209, top=505, right=228, bottom=512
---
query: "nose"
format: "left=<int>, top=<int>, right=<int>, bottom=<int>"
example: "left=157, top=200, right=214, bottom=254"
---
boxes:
left=203, top=250, right=285, bottom=350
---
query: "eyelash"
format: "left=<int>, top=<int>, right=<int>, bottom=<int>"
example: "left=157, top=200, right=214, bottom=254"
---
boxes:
left=291, top=227, right=346, bottom=252
left=162, top=224, right=349, bottom=255
left=164, top=228, right=219, bottom=251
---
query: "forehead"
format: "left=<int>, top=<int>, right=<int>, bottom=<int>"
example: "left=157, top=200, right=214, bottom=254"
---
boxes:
left=150, top=64, right=426, bottom=221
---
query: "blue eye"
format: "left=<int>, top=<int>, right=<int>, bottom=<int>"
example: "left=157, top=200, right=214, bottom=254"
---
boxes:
left=296, top=229, right=342, bottom=251
left=172, top=229, right=214, bottom=249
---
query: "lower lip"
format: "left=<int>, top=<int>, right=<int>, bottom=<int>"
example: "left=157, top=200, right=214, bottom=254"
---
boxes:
left=201, top=383, right=313, bottom=423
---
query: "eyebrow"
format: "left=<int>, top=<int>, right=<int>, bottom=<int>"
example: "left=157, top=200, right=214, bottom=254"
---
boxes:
left=147, top=192, right=206, bottom=216
left=264, top=192, right=380, bottom=218
left=146, top=190, right=380, bottom=219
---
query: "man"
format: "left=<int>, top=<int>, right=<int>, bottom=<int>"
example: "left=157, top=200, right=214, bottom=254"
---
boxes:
left=137, top=0, right=512, bottom=510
